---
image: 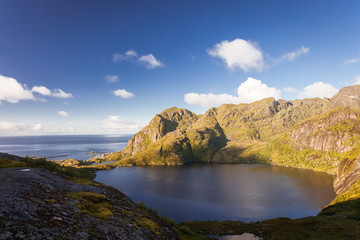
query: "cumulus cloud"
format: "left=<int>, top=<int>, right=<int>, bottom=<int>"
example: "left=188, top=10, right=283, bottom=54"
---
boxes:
left=113, top=49, right=138, bottom=62
left=207, top=38, right=264, bottom=72
left=113, top=89, right=135, bottom=98
left=299, top=82, right=338, bottom=98
left=58, top=110, right=69, bottom=117
left=281, top=46, right=309, bottom=61
left=207, top=38, right=310, bottom=72
left=105, top=75, right=119, bottom=83
left=0, top=121, right=42, bottom=131
left=0, top=75, right=74, bottom=103
left=139, top=54, right=164, bottom=69
left=0, top=75, right=34, bottom=103
left=344, top=58, right=359, bottom=64
left=236, top=77, right=281, bottom=102
left=184, top=77, right=281, bottom=108
left=101, top=115, right=139, bottom=130
left=52, top=89, right=73, bottom=98
left=113, top=50, right=164, bottom=69
left=32, top=86, right=52, bottom=96
left=125, top=50, right=137, bottom=57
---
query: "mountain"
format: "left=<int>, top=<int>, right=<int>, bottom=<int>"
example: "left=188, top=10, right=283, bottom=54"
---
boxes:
left=104, top=85, right=360, bottom=206
left=106, top=85, right=360, bottom=166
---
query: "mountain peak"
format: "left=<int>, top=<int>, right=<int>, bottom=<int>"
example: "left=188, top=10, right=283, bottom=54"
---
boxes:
left=331, top=85, right=360, bottom=108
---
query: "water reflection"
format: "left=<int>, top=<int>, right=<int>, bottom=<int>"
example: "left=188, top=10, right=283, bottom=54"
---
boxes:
left=95, top=164, right=336, bottom=222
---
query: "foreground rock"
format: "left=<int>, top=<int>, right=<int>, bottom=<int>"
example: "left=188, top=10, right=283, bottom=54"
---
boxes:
left=0, top=167, right=179, bottom=240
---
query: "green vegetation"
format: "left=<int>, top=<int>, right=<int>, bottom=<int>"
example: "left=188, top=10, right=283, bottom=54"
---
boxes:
left=23, top=157, right=98, bottom=185
left=137, top=201, right=206, bottom=240
left=135, top=218, right=161, bottom=233
left=177, top=215, right=360, bottom=240
left=328, top=180, right=360, bottom=207
left=67, top=192, right=113, bottom=219
left=264, top=138, right=341, bottom=173
left=0, top=158, right=25, bottom=168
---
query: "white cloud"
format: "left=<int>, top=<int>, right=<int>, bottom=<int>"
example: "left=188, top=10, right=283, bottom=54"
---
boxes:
left=139, top=54, right=164, bottom=69
left=0, top=75, right=34, bottom=103
left=113, top=89, right=135, bottom=98
left=32, top=124, right=43, bottom=131
left=184, top=77, right=281, bottom=108
left=184, top=93, right=240, bottom=108
left=113, top=50, right=164, bottom=69
left=58, top=110, right=69, bottom=117
left=236, top=77, right=281, bottom=102
left=52, top=89, right=73, bottom=98
left=33, top=86, right=73, bottom=99
left=0, top=121, right=42, bottom=131
left=105, top=75, right=119, bottom=83
left=113, top=50, right=138, bottom=62
left=299, top=82, right=338, bottom=98
left=207, top=38, right=264, bottom=72
left=344, top=58, right=359, bottom=64
left=0, top=75, right=74, bottom=103
left=125, top=50, right=137, bottom=57
left=101, top=115, right=139, bottom=130
left=32, top=86, right=52, bottom=96
left=283, top=87, right=298, bottom=92
left=281, top=46, right=309, bottom=61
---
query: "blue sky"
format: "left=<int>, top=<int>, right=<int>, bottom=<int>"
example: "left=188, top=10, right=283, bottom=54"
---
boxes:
left=0, top=0, right=359, bottom=136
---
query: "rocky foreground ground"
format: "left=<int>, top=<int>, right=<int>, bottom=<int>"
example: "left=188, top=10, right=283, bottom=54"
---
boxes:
left=0, top=167, right=179, bottom=240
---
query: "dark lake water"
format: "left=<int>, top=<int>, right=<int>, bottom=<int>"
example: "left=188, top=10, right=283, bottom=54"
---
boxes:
left=95, top=164, right=336, bottom=222
left=0, top=134, right=131, bottom=160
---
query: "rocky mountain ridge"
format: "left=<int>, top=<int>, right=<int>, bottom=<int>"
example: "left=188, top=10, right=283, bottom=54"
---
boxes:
left=107, top=85, right=360, bottom=163
left=106, top=85, right=360, bottom=198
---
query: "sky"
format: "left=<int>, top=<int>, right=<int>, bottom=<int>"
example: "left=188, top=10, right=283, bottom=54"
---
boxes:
left=0, top=0, right=359, bottom=136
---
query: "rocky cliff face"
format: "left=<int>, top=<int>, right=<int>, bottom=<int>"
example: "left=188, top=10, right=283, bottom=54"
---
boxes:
left=288, top=107, right=360, bottom=152
left=334, top=157, right=360, bottom=194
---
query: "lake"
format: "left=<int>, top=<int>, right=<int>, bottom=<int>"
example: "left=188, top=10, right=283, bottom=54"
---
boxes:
left=95, top=164, right=336, bottom=222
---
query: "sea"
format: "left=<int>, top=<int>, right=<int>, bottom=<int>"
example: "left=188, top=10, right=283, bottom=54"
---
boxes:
left=0, top=134, right=131, bottom=160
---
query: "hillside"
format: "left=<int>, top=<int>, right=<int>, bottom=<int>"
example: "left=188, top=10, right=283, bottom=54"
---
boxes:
left=0, top=157, right=179, bottom=240
left=106, top=85, right=360, bottom=167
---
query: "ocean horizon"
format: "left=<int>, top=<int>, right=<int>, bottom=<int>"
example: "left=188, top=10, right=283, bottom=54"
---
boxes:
left=0, top=134, right=132, bottom=160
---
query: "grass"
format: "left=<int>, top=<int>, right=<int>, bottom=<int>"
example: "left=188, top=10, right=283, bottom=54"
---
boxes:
left=178, top=215, right=360, bottom=240
left=137, top=201, right=206, bottom=239
left=67, top=192, right=113, bottom=220
left=0, top=158, right=26, bottom=168
left=0, top=155, right=105, bottom=185
left=22, top=157, right=99, bottom=185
